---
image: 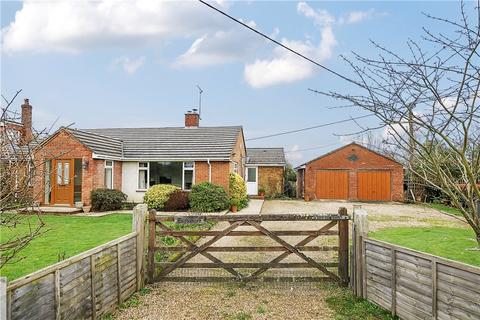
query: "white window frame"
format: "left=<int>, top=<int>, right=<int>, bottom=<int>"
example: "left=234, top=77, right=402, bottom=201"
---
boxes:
left=104, top=160, right=114, bottom=189
left=182, top=161, right=195, bottom=190
left=137, top=162, right=149, bottom=191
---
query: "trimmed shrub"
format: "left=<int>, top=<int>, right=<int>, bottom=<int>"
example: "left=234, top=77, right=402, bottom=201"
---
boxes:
left=144, top=184, right=180, bottom=210
left=91, top=188, right=127, bottom=212
left=189, top=182, right=229, bottom=212
left=229, top=173, right=248, bottom=210
left=164, top=190, right=190, bottom=211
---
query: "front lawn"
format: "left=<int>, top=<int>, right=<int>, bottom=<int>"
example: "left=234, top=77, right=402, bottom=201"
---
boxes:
left=0, top=214, right=132, bottom=281
left=425, top=203, right=463, bottom=217
left=370, top=227, right=479, bottom=267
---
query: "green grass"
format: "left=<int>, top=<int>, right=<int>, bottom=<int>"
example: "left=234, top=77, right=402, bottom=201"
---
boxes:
left=425, top=203, right=463, bottom=216
left=323, top=283, right=397, bottom=320
left=371, top=227, right=479, bottom=266
left=0, top=214, right=132, bottom=280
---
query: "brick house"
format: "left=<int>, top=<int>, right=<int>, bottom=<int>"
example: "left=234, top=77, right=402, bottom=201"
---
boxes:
left=296, top=143, right=404, bottom=202
left=245, top=148, right=286, bottom=196
left=33, top=111, right=247, bottom=207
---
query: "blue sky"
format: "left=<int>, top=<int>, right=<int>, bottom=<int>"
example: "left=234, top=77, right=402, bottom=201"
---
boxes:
left=0, top=1, right=466, bottom=165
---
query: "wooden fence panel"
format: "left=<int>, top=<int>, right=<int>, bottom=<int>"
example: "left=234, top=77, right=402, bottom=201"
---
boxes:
left=362, top=238, right=480, bottom=320
left=5, top=204, right=148, bottom=320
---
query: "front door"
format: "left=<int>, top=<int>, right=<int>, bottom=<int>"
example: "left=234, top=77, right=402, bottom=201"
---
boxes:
left=246, top=166, right=258, bottom=196
left=52, top=159, right=74, bottom=206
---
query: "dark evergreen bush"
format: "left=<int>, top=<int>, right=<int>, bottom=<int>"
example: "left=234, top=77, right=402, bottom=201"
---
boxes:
left=164, top=190, right=190, bottom=211
left=189, top=182, right=229, bottom=212
left=91, top=188, right=127, bottom=212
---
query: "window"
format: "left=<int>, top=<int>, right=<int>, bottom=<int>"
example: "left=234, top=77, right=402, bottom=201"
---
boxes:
left=63, top=162, right=70, bottom=185
left=137, top=161, right=195, bottom=191
left=232, top=161, right=239, bottom=174
left=56, top=162, right=63, bottom=185
left=183, top=162, right=194, bottom=190
left=149, top=162, right=182, bottom=187
left=74, top=159, right=82, bottom=202
left=138, top=162, right=148, bottom=190
left=44, top=160, right=52, bottom=204
left=104, top=160, right=113, bottom=189
left=247, top=167, right=256, bottom=182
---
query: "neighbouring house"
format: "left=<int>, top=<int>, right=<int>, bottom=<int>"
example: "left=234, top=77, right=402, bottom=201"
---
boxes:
left=245, top=148, right=286, bottom=196
left=32, top=110, right=246, bottom=207
left=0, top=99, right=37, bottom=205
left=296, top=143, right=404, bottom=202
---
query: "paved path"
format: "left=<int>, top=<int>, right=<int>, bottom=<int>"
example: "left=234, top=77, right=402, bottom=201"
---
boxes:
left=238, top=199, right=264, bottom=213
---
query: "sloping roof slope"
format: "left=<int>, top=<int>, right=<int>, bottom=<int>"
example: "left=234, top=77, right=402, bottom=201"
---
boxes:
left=70, top=126, right=242, bottom=160
left=246, top=148, right=286, bottom=165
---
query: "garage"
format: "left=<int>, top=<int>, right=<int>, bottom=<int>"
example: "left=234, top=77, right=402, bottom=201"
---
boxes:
left=315, top=170, right=348, bottom=200
left=357, top=170, right=391, bottom=201
left=296, top=143, right=404, bottom=202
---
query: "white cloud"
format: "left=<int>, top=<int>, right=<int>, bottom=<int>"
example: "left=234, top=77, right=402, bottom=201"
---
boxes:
left=298, top=2, right=385, bottom=26
left=112, top=56, right=146, bottom=74
left=174, top=21, right=262, bottom=68
left=244, top=26, right=336, bottom=88
left=297, top=2, right=335, bottom=26
left=1, top=0, right=226, bottom=53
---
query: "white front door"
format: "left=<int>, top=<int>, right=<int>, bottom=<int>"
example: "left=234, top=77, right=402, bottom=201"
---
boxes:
left=246, top=166, right=258, bottom=195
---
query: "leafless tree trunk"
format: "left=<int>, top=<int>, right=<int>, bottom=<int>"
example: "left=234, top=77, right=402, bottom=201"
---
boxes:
left=313, top=1, right=480, bottom=245
left=0, top=91, right=45, bottom=268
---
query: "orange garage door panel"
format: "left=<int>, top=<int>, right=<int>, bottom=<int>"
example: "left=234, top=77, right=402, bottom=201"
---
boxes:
left=315, top=170, right=349, bottom=200
left=358, top=171, right=391, bottom=201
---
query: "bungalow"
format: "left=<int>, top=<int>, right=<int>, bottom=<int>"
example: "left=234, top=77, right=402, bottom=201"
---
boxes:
left=32, top=111, right=246, bottom=207
left=245, top=148, right=286, bottom=196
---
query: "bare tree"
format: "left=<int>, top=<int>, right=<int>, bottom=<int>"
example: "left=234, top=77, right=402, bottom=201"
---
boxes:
left=0, top=91, right=45, bottom=268
left=313, top=1, right=480, bottom=245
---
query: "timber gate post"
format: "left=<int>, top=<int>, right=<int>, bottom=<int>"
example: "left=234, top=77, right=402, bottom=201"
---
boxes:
left=338, top=207, right=349, bottom=286
left=352, top=208, right=369, bottom=297
left=147, top=210, right=156, bottom=283
left=132, top=204, right=148, bottom=290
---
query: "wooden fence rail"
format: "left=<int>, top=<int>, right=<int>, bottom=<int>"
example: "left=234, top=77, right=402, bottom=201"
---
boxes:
left=2, top=204, right=147, bottom=320
left=352, top=209, right=480, bottom=320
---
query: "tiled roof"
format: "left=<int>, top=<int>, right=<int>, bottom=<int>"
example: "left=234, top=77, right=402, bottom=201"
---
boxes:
left=67, top=126, right=242, bottom=160
left=246, top=148, right=286, bottom=165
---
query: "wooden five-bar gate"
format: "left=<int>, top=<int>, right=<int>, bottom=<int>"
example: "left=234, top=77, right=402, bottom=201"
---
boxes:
left=147, top=208, right=350, bottom=285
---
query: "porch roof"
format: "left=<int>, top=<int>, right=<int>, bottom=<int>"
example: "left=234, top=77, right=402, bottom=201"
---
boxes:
left=246, top=148, right=286, bottom=166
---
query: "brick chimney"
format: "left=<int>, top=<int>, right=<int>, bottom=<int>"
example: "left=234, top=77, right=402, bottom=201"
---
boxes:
left=185, top=110, right=200, bottom=127
left=21, top=98, right=33, bottom=144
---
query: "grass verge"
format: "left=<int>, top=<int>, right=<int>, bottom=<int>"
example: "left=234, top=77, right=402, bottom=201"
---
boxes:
left=371, top=227, right=479, bottom=266
left=323, top=282, right=397, bottom=320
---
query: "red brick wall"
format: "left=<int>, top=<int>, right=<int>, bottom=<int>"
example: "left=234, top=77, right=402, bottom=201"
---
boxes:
left=114, top=161, right=122, bottom=190
left=303, top=144, right=404, bottom=202
left=33, top=129, right=106, bottom=206
left=194, top=161, right=230, bottom=191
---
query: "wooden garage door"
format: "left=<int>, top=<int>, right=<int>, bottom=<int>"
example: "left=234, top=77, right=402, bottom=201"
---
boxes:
left=358, top=171, right=391, bottom=201
left=315, top=170, right=349, bottom=200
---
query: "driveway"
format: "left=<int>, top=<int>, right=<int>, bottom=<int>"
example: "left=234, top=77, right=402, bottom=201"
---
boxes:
left=261, top=200, right=466, bottom=231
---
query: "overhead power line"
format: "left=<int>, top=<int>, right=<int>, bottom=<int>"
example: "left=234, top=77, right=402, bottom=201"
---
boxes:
left=284, top=142, right=341, bottom=153
left=245, top=114, right=374, bottom=141
left=197, top=0, right=364, bottom=89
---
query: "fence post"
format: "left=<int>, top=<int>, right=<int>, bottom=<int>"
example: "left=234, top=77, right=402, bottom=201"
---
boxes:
left=147, top=209, right=157, bottom=283
left=133, top=204, right=148, bottom=290
left=0, top=277, right=6, bottom=320
left=338, top=207, right=349, bottom=286
left=353, top=208, right=369, bottom=297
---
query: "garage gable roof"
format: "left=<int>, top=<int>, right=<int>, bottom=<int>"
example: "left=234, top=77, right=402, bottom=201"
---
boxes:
left=246, top=148, right=286, bottom=166
left=296, top=143, right=403, bottom=169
